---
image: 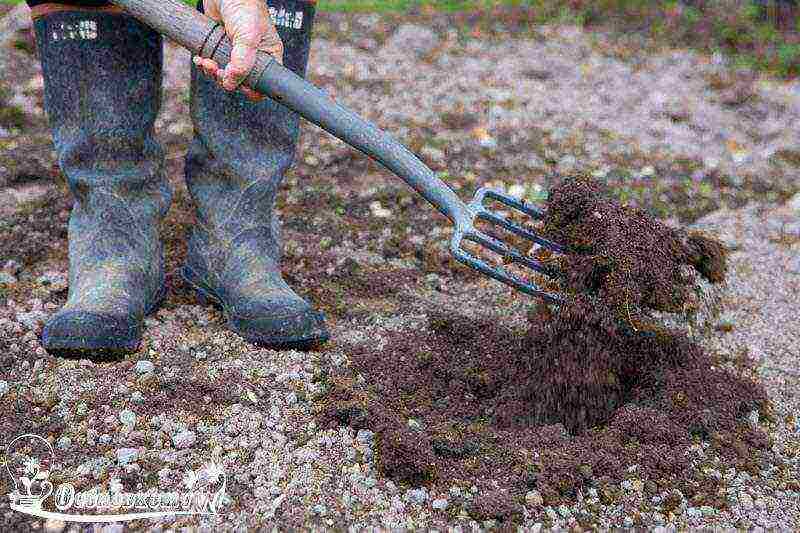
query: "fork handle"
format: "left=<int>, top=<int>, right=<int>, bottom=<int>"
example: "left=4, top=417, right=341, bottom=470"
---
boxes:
left=109, top=0, right=472, bottom=225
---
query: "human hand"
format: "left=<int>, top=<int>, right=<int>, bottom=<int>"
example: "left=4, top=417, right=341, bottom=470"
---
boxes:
left=193, top=0, right=284, bottom=102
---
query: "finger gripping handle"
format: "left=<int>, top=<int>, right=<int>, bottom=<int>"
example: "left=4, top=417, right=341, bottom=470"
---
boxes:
left=197, top=22, right=274, bottom=91
left=110, top=0, right=470, bottom=223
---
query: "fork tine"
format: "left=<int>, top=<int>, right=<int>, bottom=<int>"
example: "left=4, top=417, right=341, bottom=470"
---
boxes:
left=450, top=244, right=560, bottom=302
left=467, top=230, right=555, bottom=276
left=480, top=187, right=546, bottom=219
left=477, top=210, right=565, bottom=253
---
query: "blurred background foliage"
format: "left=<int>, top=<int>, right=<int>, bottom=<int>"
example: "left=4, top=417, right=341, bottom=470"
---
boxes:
left=1, top=0, right=798, bottom=78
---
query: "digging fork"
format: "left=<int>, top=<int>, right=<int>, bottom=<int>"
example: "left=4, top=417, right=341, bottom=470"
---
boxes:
left=110, top=0, right=566, bottom=301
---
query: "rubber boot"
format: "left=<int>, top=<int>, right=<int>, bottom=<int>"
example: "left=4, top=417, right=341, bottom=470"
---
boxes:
left=181, top=0, right=328, bottom=350
left=34, top=9, right=171, bottom=356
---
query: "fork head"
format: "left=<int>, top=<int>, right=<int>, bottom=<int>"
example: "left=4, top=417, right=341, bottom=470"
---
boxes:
left=449, top=186, right=565, bottom=302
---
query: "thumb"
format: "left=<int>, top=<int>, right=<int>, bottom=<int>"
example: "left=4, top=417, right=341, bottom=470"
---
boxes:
left=223, top=36, right=257, bottom=91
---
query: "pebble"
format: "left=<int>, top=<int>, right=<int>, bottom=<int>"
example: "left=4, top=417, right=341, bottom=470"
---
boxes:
left=407, top=418, right=423, bottom=431
left=406, top=487, right=428, bottom=505
left=369, top=200, right=392, bottom=218
left=134, top=360, right=155, bottom=374
left=686, top=506, right=702, bottom=518
left=0, top=272, right=17, bottom=285
left=700, top=505, right=716, bottom=516
left=557, top=154, right=578, bottom=172
left=99, top=434, right=112, bottom=445
left=16, top=311, right=46, bottom=330
left=356, top=429, right=374, bottom=444
left=131, top=391, right=145, bottom=404
left=787, top=192, right=800, bottom=212
left=3, top=259, right=22, bottom=274
left=43, top=518, right=66, bottom=532
left=116, top=448, right=139, bottom=466
left=384, top=24, right=440, bottom=57
left=312, top=503, right=327, bottom=515
left=478, top=136, right=498, bottom=149
left=0, top=381, right=8, bottom=397
left=432, top=498, right=449, bottom=510
left=56, top=437, right=71, bottom=450
left=525, top=490, right=544, bottom=506
left=119, top=409, right=137, bottom=427
left=172, top=430, right=197, bottom=449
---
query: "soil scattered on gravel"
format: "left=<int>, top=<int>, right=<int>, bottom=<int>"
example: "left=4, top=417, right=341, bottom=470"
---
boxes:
left=315, top=175, right=772, bottom=524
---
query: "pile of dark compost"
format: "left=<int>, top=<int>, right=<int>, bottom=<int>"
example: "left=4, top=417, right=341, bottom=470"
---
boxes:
left=540, top=174, right=727, bottom=318
left=314, top=175, right=772, bottom=524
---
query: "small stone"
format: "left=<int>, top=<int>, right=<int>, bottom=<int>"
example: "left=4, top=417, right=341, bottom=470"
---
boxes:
left=116, top=448, right=139, bottom=466
left=119, top=409, right=137, bottom=427
left=0, top=381, right=8, bottom=397
left=16, top=311, right=46, bottom=330
left=384, top=24, right=439, bottom=57
left=432, top=498, right=449, bottom=510
left=739, top=492, right=754, bottom=509
left=172, top=430, right=196, bottom=449
left=56, top=437, right=71, bottom=451
left=369, top=200, right=392, bottom=218
left=2, top=259, right=22, bottom=274
left=788, top=192, right=800, bottom=212
left=747, top=410, right=760, bottom=427
left=623, top=516, right=634, bottom=527
left=312, top=503, right=327, bottom=515
left=407, top=418, right=423, bottom=431
left=131, top=391, right=145, bottom=404
left=478, top=136, right=498, bottom=149
left=525, top=490, right=544, bottom=506
left=639, top=165, right=656, bottom=177
left=134, top=360, right=155, bottom=374
left=557, top=155, right=577, bottom=172
left=44, top=518, right=66, bottom=532
left=406, top=487, right=428, bottom=505
left=700, top=505, right=716, bottom=516
left=356, top=429, right=374, bottom=444
left=98, top=434, right=112, bottom=445
left=0, top=272, right=17, bottom=286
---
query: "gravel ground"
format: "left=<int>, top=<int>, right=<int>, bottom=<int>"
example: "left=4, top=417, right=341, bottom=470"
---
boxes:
left=1, top=5, right=800, bottom=531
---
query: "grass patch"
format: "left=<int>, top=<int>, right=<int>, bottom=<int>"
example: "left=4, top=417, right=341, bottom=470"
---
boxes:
left=1, top=0, right=797, bottom=78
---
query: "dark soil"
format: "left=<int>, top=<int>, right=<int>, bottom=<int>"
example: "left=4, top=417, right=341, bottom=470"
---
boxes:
left=541, top=173, right=728, bottom=319
left=314, top=175, right=771, bottom=524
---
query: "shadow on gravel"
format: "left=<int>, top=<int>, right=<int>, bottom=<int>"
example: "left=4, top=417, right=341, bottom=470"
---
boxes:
left=315, top=175, right=774, bottom=525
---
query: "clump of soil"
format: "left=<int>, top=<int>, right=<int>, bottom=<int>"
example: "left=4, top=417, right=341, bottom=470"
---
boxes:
left=315, top=175, right=770, bottom=524
left=540, top=174, right=728, bottom=318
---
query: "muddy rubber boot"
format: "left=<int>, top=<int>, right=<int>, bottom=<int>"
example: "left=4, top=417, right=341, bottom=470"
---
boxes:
left=181, top=0, right=328, bottom=350
left=34, top=9, right=171, bottom=357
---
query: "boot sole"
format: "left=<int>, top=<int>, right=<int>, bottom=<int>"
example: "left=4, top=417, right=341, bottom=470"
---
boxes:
left=180, top=266, right=330, bottom=351
left=42, top=284, right=167, bottom=359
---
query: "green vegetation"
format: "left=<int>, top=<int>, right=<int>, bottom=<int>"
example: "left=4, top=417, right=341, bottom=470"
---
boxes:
left=1, top=1, right=797, bottom=78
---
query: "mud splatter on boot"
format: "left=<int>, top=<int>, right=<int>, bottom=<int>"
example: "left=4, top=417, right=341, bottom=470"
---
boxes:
left=34, top=11, right=171, bottom=357
left=181, top=0, right=328, bottom=350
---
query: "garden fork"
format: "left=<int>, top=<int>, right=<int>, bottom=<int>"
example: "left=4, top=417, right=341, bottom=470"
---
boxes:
left=111, top=0, right=567, bottom=302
